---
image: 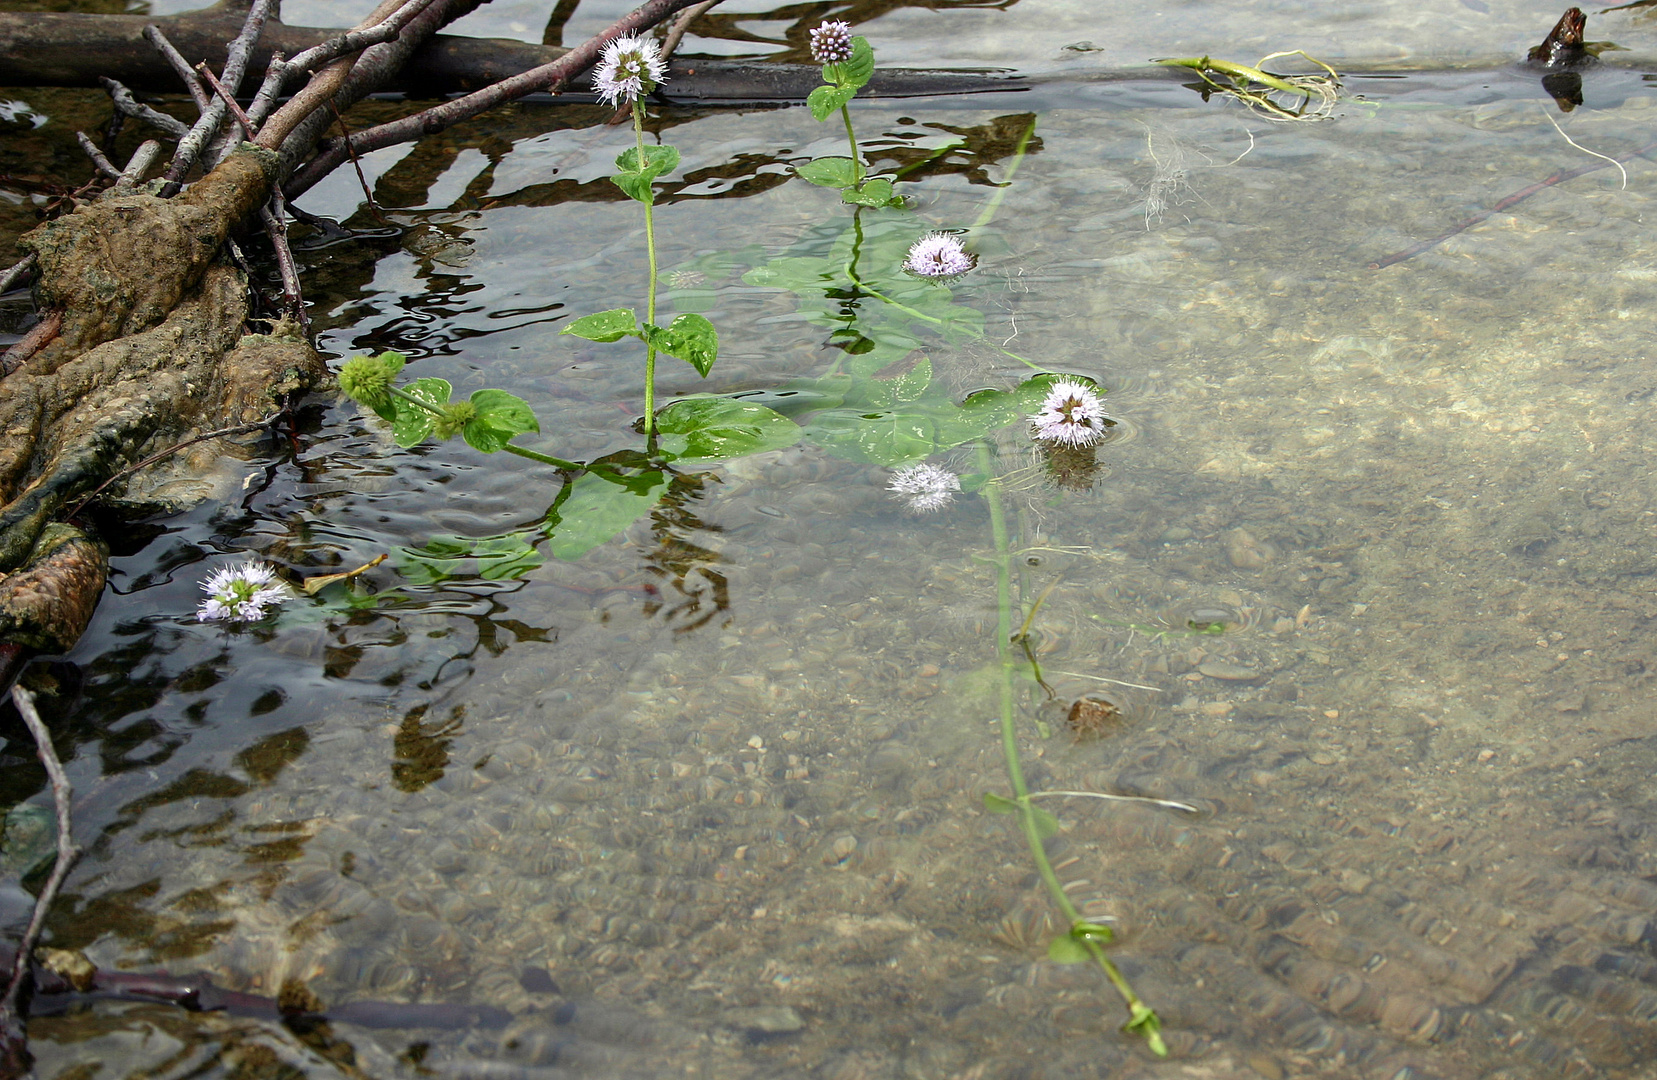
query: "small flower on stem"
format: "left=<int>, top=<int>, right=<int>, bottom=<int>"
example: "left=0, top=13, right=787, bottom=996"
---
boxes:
left=810, top=20, right=854, bottom=65
left=197, top=561, right=292, bottom=623
left=903, top=232, right=975, bottom=279
left=593, top=35, right=667, bottom=107
left=888, top=462, right=961, bottom=513
left=1030, top=379, right=1108, bottom=448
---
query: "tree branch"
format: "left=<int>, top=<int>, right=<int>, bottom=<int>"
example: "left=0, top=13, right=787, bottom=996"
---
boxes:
left=0, top=686, right=83, bottom=1075
left=141, top=24, right=212, bottom=113
left=98, top=77, right=189, bottom=139
left=286, top=0, right=705, bottom=200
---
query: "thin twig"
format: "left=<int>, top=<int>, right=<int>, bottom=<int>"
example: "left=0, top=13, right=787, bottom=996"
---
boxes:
left=74, top=131, right=122, bottom=181
left=0, top=310, right=62, bottom=377
left=63, top=415, right=280, bottom=519
left=1371, top=134, right=1657, bottom=269
left=1026, top=789, right=1201, bottom=814
left=0, top=254, right=35, bottom=296
left=142, top=24, right=213, bottom=113
left=98, top=77, right=189, bottom=139
left=261, top=192, right=308, bottom=332
left=0, top=687, right=83, bottom=1028
left=285, top=0, right=707, bottom=200
left=284, top=0, right=440, bottom=74
left=329, top=102, right=386, bottom=223
left=164, top=0, right=275, bottom=186
left=255, top=0, right=417, bottom=154
left=661, top=0, right=720, bottom=58
left=196, top=62, right=260, bottom=140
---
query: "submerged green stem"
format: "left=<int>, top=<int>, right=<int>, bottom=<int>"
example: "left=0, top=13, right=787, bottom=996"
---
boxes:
left=635, top=101, right=660, bottom=441
left=977, top=441, right=1167, bottom=1056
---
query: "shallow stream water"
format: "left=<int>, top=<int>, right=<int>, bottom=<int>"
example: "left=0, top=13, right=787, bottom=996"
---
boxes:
left=7, top=1, right=1657, bottom=1078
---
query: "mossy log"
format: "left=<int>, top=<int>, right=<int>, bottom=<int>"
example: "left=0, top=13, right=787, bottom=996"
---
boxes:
left=0, top=146, right=328, bottom=652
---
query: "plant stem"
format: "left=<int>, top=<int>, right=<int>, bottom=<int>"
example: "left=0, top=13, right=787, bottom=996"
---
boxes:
left=976, top=440, right=1167, bottom=1056
left=840, top=103, right=863, bottom=183
left=635, top=100, right=661, bottom=441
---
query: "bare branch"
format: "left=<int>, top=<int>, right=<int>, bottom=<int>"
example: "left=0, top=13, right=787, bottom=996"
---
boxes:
left=98, top=77, right=189, bottom=139
left=74, top=131, right=122, bottom=181
left=117, top=139, right=163, bottom=191
left=142, top=24, right=212, bottom=113
left=0, top=255, right=35, bottom=296
left=661, top=0, right=720, bottom=60
left=255, top=0, right=414, bottom=153
left=164, top=0, right=275, bottom=185
left=286, top=0, right=706, bottom=200
left=0, top=687, right=83, bottom=1051
left=283, top=0, right=440, bottom=75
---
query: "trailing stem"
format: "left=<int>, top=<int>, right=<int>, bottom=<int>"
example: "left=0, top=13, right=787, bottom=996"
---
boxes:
left=839, top=102, right=864, bottom=184
left=975, top=441, right=1167, bottom=1056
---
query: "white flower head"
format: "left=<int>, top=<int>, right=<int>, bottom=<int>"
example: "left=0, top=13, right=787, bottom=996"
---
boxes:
left=197, top=561, right=292, bottom=623
left=810, top=20, right=854, bottom=65
left=592, top=35, right=667, bottom=107
left=1030, top=379, right=1108, bottom=448
left=887, top=462, right=961, bottom=513
left=903, top=232, right=975, bottom=279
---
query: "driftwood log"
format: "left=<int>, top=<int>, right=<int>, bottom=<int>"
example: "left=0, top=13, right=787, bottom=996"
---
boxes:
left=0, top=1, right=1019, bottom=102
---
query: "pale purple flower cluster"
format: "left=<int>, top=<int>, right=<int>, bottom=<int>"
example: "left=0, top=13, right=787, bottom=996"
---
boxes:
left=903, top=232, right=975, bottom=278
left=197, top=561, right=292, bottom=623
left=809, top=20, right=854, bottom=65
left=887, top=462, right=961, bottom=513
left=592, top=35, right=667, bottom=107
left=1030, top=380, right=1107, bottom=448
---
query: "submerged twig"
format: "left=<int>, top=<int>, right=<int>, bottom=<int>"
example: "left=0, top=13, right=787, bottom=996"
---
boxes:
left=0, top=686, right=84, bottom=1072
left=63, top=414, right=281, bottom=519
left=1371, top=134, right=1657, bottom=268
left=1027, top=789, right=1201, bottom=814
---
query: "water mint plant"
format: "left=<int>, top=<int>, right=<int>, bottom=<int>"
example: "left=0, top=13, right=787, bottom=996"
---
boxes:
left=795, top=20, right=900, bottom=207
left=196, top=561, right=292, bottom=623
left=561, top=33, right=719, bottom=440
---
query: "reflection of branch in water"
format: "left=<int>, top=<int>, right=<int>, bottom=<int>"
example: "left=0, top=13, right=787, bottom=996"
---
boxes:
left=640, top=473, right=729, bottom=634
left=691, top=0, right=1019, bottom=60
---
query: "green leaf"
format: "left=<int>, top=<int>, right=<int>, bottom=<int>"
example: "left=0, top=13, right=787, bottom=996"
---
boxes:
left=842, top=177, right=896, bottom=207
left=395, top=533, right=544, bottom=583
left=644, top=313, right=719, bottom=377
left=462, top=389, right=540, bottom=454
left=1047, top=935, right=1090, bottom=965
left=983, top=792, right=1017, bottom=815
left=889, top=357, right=932, bottom=402
left=841, top=37, right=875, bottom=89
left=545, top=468, right=670, bottom=561
left=471, top=535, right=547, bottom=579
left=391, top=377, right=451, bottom=447
left=1071, top=921, right=1115, bottom=945
left=796, top=156, right=860, bottom=189
left=611, top=143, right=680, bottom=203
left=655, top=397, right=801, bottom=465
left=562, top=309, right=639, bottom=343
left=808, top=83, right=858, bottom=122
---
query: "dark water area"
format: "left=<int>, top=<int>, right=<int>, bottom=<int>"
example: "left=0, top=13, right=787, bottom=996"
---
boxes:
left=5, top=1, right=1657, bottom=1077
